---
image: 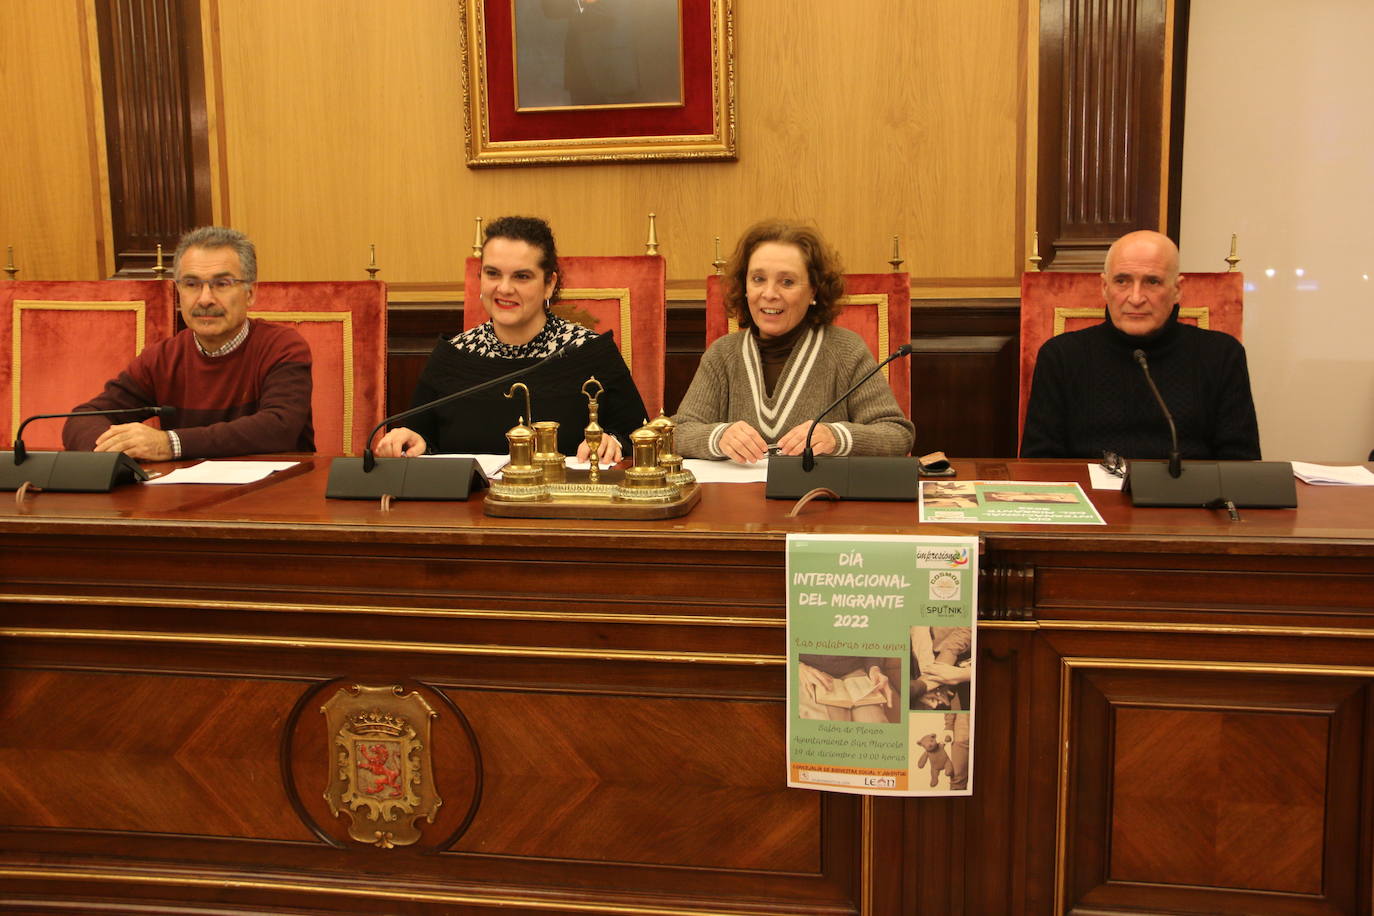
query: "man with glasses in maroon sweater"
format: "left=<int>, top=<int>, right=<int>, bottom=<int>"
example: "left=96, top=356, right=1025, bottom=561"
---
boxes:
left=64, top=226, right=314, bottom=460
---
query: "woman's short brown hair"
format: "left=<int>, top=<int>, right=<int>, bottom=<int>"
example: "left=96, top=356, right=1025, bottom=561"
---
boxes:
left=723, top=220, right=845, bottom=330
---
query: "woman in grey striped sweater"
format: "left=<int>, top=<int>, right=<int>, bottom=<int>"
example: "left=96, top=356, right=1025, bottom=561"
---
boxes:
left=673, top=220, right=914, bottom=462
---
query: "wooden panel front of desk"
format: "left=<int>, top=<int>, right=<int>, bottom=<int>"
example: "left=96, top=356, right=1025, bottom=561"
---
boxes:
left=1, top=460, right=1372, bottom=915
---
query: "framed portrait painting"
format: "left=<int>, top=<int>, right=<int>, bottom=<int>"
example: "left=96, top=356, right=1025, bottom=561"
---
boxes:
left=460, top=0, right=736, bottom=167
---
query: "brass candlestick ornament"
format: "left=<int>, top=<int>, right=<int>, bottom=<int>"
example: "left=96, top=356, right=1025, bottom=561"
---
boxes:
left=581, top=377, right=605, bottom=483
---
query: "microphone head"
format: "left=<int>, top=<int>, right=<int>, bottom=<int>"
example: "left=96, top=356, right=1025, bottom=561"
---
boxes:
left=895, top=343, right=914, bottom=358
left=154, top=405, right=175, bottom=421
left=1132, top=348, right=1148, bottom=367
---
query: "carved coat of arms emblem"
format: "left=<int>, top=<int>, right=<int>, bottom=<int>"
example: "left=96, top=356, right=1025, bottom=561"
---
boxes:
left=321, top=684, right=441, bottom=847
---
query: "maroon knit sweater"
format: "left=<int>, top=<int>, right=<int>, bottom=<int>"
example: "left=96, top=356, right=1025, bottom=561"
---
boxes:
left=63, top=319, right=314, bottom=458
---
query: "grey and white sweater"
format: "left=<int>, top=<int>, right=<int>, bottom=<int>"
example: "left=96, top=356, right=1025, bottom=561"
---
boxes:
left=672, top=325, right=914, bottom=458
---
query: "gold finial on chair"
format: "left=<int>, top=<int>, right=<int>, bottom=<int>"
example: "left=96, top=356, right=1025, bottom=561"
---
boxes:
left=471, top=217, right=484, bottom=257
left=888, top=235, right=904, bottom=271
left=4, top=246, right=19, bottom=281
left=1028, top=231, right=1043, bottom=272
left=366, top=243, right=380, bottom=280
left=711, top=236, right=726, bottom=275
left=1224, top=233, right=1240, bottom=272
left=645, top=212, right=660, bottom=256
left=152, top=243, right=169, bottom=278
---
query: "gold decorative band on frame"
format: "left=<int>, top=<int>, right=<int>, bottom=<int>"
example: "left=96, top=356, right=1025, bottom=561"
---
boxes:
left=1053, top=305, right=1210, bottom=336
left=11, top=300, right=148, bottom=438
left=0, top=592, right=782, bottom=628
left=0, top=627, right=782, bottom=666
left=1036, top=619, right=1374, bottom=639
left=840, top=294, right=891, bottom=378
left=11, top=598, right=1372, bottom=640
left=559, top=287, right=632, bottom=370
left=0, top=865, right=756, bottom=915
left=1060, top=656, right=1374, bottom=678
left=249, top=311, right=355, bottom=454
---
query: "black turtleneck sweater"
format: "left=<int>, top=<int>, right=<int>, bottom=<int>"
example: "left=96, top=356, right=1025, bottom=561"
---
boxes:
left=1020, top=306, right=1260, bottom=460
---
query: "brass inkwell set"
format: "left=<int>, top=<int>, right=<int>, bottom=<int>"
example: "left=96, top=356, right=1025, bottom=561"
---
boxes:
left=483, top=378, right=699, bottom=519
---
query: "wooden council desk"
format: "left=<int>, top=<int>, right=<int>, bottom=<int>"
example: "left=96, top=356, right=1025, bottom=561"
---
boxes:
left=1, top=458, right=1372, bottom=916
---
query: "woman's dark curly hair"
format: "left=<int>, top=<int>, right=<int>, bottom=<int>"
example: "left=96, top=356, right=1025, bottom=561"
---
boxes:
left=723, top=220, right=845, bottom=330
left=483, top=215, right=562, bottom=304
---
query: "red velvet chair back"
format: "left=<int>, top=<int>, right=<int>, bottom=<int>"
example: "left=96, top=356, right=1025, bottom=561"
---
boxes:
left=464, top=255, right=667, bottom=414
left=249, top=281, right=388, bottom=457
left=1, top=280, right=177, bottom=450
left=705, top=272, right=913, bottom=418
left=1017, top=270, right=1245, bottom=441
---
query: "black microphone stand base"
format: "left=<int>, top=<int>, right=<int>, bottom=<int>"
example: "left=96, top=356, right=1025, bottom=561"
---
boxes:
left=1126, top=460, right=1297, bottom=509
left=766, top=456, right=919, bottom=501
left=326, top=456, right=489, bottom=501
left=0, top=451, right=148, bottom=492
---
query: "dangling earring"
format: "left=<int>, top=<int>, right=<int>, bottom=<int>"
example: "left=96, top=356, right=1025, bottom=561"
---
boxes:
left=544, top=297, right=552, bottom=310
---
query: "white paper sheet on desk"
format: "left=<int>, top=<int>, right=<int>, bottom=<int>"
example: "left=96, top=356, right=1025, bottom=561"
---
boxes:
left=143, top=460, right=298, bottom=485
left=683, top=457, right=770, bottom=483
left=1087, top=463, right=1125, bottom=490
left=421, top=453, right=509, bottom=479
left=563, top=457, right=667, bottom=473
left=1290, top=461, right=1374, bottom=486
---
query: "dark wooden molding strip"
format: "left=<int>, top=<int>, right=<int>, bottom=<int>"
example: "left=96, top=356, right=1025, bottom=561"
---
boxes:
left=1038, top=0, right=1169, bottom=270
left=96, top=0, right=212, bottom=276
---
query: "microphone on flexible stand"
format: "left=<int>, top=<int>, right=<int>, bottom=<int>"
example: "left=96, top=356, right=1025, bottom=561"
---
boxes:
left=1131, top=349, right=1181, bottom=478
left=1123, top=349, right=1296, bottom=512
left=766, top=344, right=918, bottom=501
left=2, top=404, right=174, bottom=492
left=359, top=343, right=572, bottom=473
left=800, top=344, right=914, bottom=472
left=13, top=404, right=173, bottom=464
left=330, top=344, right=574, bottom=500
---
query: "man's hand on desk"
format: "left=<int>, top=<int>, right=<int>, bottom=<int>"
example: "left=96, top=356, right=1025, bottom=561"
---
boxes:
left=93, top=422, right=173, bottom=461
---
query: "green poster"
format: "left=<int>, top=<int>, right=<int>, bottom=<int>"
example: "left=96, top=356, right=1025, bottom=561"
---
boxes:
left=786, top=533, right=978, bottom=796
left=919, top=480, right=1105, bottom=525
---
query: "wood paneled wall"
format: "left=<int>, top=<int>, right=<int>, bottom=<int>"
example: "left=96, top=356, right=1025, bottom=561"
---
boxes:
left=3, top=0, right=1182, bottom=458
left=3, top=1, right=1187, bottom=285
left=211, top=0, right=1027, bottom=288
left=0, top=0, right=109, bottom=280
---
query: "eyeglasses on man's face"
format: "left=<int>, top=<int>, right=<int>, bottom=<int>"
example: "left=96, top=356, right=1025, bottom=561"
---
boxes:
left=176, top=277, right=249, bottom=295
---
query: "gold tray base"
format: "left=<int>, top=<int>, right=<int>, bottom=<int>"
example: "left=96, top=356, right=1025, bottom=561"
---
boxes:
left=484, top=467, right=701, bottom=520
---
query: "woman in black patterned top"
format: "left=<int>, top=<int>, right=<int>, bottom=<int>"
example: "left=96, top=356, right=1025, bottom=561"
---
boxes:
left=377, top=216, right=647, bottom=460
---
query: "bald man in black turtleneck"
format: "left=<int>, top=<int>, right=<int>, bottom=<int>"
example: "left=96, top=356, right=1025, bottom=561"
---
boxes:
left=1020, top=230, right=1260, bottom=461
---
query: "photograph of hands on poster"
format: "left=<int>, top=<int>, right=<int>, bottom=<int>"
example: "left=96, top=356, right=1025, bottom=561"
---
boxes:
left=919, top=480, right=1105, bottom=525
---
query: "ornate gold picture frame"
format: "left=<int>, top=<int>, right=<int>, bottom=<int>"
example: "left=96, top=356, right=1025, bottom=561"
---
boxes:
left=460, top=0, right=736, bottom=167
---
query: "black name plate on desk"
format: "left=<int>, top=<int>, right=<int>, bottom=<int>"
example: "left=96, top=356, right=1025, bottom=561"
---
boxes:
left=766, top=456, right=919, bottom=501
left=0, top=451, right=147, bottom=492
left=326, top=456, right=488, bottom=500
left=1126, top=459, right=1297, bottom=508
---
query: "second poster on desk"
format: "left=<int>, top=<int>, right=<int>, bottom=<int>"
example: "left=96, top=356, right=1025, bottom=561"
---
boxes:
left=786, top=533, right=978, bottom=796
